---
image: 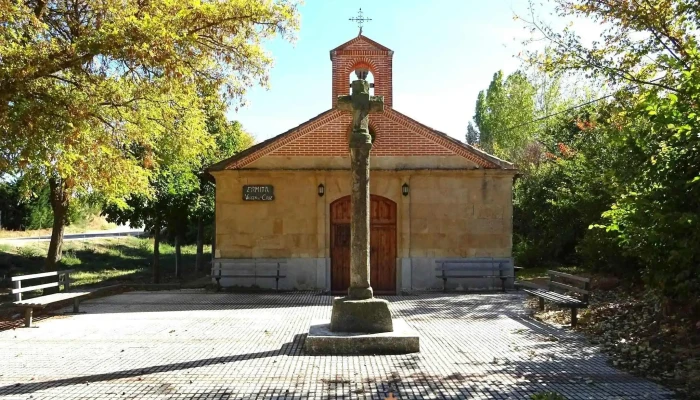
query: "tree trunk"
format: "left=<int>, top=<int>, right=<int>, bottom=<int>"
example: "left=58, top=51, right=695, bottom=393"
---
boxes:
left=153, top=216, right=161, bottom=284
left=46, top=179, right=69, bottom=269
left=195, top=215, right=204, bottom=273
left=45, top=178, right=69, bottom=294
left=175, top=233, right=182, bottom=279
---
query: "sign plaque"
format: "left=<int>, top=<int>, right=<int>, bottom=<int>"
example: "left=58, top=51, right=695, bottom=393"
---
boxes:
left=243, top=185, right=274, bottom=201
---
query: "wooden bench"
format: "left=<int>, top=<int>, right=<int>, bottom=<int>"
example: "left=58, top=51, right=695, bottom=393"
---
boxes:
left=12, top=270, right=92, bottom=328
left=516, top=270, right=591, bottom=327
left=212, top=259, right=287, bottom=291
left=435, top=258, right=516, bottom=292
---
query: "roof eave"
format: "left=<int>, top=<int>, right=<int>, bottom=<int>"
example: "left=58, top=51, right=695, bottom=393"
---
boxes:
left=205, top=109, right=337, bottom=172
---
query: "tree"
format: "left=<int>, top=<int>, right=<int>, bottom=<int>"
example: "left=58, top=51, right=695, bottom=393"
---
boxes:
left=191, top=104, right=254, bottom=272
left=0, top=0, right=299, bottom=274
left=472, top=70, right=537, bottom=162
left=521, top=0, right=700, bottom=303
left=103, top=109, right=253, bottom=282
left=465, top=122, right=479, bottom=146
left=522, top=0, right=696, bottom=96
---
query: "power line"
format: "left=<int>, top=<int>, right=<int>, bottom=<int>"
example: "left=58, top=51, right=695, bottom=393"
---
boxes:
left=498, top=76, right=666, bottom=133
left=504, top=93, right=614, bottom=132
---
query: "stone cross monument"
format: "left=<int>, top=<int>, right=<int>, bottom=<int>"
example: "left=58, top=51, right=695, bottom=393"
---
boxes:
left=330, top=71, right=393, bottom=333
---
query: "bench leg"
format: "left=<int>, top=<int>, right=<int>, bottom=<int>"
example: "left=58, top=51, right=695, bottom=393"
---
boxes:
left=73, top=298, right=80, bottom=313
left=539, top=297, right=545, bottom=311
left=442, top=278, right=447, bottom=293
left=24, top=308, right=33, bottom=328
left=500, top=277, right=506, bottom=293
left=571, top=308, right=578, bottom=327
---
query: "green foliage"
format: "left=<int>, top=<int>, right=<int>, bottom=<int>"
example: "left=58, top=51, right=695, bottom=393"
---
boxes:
left=524, top=0, right=697, bottom=96
left=465, top=121, right=479, bottom=145
left=103, top=98, right=254, bottom=247
left=473, top=70, right=537, bottom=161
left=1, top=178, right=104, bottom=230
left=514, top=0, right=700, bottom=305
left=0, top=237, right=210, bottom=292
left=513, top=119, right=615, bottom=269
left=16, top=246, right=42, bottom=258
left=60, top=250, right=82, bottom=266
left=0, top=0, right=298, bottom=269
left=0, top=179, right=27, bottom=230
left=599, top=56, right=700, bottom=303
left=24, top=193, right=53, bottom=229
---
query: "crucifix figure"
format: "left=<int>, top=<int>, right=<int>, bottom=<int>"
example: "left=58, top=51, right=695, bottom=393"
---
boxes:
left=349, top=8, right=372, bottom=36
left=329, top=71, right=392, bottom=334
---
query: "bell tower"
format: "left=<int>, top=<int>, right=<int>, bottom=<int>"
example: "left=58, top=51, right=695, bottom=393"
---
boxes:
left=330, top=35, right=394, bottom=109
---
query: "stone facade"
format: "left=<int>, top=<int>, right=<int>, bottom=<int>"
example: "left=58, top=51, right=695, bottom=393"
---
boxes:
left=207, top=35, right=518, bottom=293
left=210, top=169, right=515, bottom=292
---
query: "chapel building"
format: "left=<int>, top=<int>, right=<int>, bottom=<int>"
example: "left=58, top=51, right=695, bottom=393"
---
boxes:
left=206, top=35, right=517, bottom=293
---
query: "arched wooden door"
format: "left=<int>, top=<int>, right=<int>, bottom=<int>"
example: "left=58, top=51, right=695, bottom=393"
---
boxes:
left=330, top=195, right=397, bottom=294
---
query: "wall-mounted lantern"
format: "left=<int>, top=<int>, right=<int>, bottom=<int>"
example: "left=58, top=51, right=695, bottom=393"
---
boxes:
left=318, top=183, right=325, bottom=197
left=402, top=183, right=409, bottom=196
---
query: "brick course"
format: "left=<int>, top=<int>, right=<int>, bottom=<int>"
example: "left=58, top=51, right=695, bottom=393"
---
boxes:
left=331, top=35, right=394, bottom=108
left=269, top=112, right=455, bottom=157
left=216, top=35, right=512, bottom=171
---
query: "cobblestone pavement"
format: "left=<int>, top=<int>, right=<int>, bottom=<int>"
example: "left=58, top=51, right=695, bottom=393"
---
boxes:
left=0, top=291, right=674, bottom=400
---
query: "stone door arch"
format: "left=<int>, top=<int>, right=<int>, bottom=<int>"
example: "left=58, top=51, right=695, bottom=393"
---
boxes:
left=330, top=195, right=397, bottom=293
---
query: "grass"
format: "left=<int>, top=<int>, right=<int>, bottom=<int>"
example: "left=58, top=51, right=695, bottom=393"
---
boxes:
left=0, top=215, right=117, bottom=238
left=0, top=237, right=210, bottom=302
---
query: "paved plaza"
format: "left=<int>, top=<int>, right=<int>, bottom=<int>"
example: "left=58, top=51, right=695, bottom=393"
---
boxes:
left=0, top=291, right=674, bottom=399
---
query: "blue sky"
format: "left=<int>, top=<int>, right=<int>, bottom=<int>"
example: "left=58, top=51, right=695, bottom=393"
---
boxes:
left=230, top=0, right=541, bottom=142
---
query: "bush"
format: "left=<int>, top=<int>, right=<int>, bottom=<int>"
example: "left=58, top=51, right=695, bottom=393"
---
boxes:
left=513, top=152, right=614, bottom=269
left=16, top=246, right=42, bottom=258
left=0, top=180, right=28, bottom=230
left=0, top=179, right=105, bottom=230
left=576, top=228, right=639, bottom=276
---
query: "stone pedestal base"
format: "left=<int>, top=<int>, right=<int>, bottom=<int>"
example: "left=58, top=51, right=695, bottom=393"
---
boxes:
left=329, top=297, right=393, bottom=333
left=304, top=319, right=420, bottom=355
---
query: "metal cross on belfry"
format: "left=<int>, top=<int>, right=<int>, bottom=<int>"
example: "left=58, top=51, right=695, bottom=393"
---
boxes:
left=349, top=8, right=372, bottom=35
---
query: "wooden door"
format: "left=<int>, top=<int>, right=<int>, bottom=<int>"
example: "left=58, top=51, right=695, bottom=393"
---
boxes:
left=330, top=195, right=397, bottom=293
left=330, top=223, right=351, bottom=292
left=370, top=224, right=396, bottom=292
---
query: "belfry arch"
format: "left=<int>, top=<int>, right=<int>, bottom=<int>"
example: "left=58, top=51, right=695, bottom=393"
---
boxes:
left=330, top=35, right=394, bottom=108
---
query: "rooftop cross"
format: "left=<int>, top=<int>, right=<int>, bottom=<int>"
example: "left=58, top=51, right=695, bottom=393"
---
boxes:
left=349, top=8, right=371, bottom=35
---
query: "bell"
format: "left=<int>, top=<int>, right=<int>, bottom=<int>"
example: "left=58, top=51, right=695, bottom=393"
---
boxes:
left=355, top=68, right=369, bottom=80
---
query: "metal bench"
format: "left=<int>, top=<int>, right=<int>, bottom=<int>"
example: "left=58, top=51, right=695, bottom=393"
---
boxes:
left=434, top=258, right=516, bottom=292
left=212, top=259, right=287, bottom=291
left=516, top=270, right=591, bottom=327
left=12, top=270, right=91, bottom=327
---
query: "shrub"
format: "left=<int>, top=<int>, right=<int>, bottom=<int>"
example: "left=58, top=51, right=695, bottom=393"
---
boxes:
left=60, top=251, right=82, bottom=266
left=16, top=246, right=42, bottom=258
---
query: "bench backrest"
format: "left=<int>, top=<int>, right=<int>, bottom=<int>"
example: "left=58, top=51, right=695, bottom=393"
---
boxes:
left=211, top=259, right=287, bottom=277
left=435, top=259, right=511, bottom=275
left=11, top=270, right=74, bottom=301
left=547, top=270, right=591, bottom=303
